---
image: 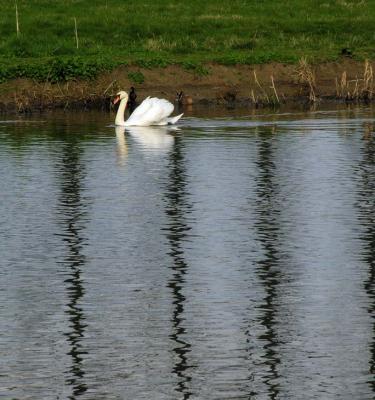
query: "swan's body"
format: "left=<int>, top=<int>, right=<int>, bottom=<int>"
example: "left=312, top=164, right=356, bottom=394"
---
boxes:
left=113, top=91, right=183, bottom=126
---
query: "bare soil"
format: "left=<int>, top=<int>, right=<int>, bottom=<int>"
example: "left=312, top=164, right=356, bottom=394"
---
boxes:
left=0, top=59, right=373, bottom=112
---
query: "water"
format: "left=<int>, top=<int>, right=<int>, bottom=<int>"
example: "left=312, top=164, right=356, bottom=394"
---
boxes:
left=0, top=106, right=374, bottom=399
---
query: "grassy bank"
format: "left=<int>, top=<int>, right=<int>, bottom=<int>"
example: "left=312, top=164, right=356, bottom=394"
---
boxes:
left=1, top=0, right=375, bottom=82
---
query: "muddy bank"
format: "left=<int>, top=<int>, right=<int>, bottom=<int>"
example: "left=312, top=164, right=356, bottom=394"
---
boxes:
left=0, top=59, right=373, bottom=112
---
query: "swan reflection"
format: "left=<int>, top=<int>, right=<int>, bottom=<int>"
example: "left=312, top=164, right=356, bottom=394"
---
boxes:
left=114, top=125, right=176, bottom=157
left=126, top=126, right=175, bottom=151
left=115, top=126, right=128, bottom=165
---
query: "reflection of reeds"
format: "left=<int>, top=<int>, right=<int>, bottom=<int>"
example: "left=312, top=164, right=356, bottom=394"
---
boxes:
left=363, top=122, right=374, bottom=140
left=296, top=57, right=316, bottom=102
left=14, top=92, right=30, bottom=113
left=335, top=60, right=373, bottom=101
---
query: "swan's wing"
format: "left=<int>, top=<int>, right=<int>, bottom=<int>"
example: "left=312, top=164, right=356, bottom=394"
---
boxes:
left=125, top=97, right=153, bottom=124
left=126, top=97, right=174, bottom=126
left=148, top=98, right=175, bottom=125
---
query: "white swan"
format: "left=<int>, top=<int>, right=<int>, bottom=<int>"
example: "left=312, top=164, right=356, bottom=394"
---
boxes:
left=113, top=91, right=183, bottom=126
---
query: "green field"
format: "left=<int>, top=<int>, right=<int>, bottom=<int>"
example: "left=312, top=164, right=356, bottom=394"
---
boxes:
left=1, top=0, right=375, bottom=82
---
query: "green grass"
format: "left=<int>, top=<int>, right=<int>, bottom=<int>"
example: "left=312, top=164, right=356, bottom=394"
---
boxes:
left=127, top=71, right=145, bottom=84
left=1, top=0, right=375, bottom=82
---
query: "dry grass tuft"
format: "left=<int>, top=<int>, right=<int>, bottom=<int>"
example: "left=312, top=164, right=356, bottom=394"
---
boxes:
left=296, top=57, right=317, bottom=102
left=249, top=71, right=281, bottom=106
left=335, top=60, right=373, bottom=101
left=198, top=14, right=243, bottom=20
left=362, top=60, right=373, bottom=100
left=145, top=38, right=177, bottom=52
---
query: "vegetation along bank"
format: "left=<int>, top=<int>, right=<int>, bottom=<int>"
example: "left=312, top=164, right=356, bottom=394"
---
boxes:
left=1, top=0, right=375, bottom=111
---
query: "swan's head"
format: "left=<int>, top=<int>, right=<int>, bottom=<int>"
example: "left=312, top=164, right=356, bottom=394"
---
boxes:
left=112, top=91, right=128, bottom=105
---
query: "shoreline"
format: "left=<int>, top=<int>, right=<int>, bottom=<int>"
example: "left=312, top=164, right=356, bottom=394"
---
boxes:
left=1, top=59, right=374, bottom=113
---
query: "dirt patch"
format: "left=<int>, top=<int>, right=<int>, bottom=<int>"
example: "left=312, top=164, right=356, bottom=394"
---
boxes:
left=0, top=59, right=373, bottom=112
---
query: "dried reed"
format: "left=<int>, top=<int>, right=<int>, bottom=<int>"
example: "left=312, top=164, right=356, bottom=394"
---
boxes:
left=15, top=1, right=20, bottom=37
left=74, top=17, right=79, bottom=49
left=253, top=70, right=269, bottom=103
left=270, top=75, right=280, bottom=104
left=362, top=60, right=373, bottom=100
left=296, top=57, right=316, bottom=102
left=251, top=72, right=281, bottom=106
left=335, top=60, right=374, bottom=101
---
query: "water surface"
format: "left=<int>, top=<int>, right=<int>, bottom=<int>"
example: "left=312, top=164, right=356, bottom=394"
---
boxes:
left=0, top=106, right=374, bottom=399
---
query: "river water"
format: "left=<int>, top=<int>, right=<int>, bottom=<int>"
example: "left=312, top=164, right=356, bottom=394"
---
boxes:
left=0, top=106, right=374, bottom=399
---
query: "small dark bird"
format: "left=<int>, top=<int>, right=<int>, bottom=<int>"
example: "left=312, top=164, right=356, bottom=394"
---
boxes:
left=341, top=48, right=353, bottom=58
left=127, top=86, right=137, bottom=114
left=223, top=91, right=236, bottom=103
left=176, top=91, right=193, bottom=106
left=176, top=91, right=183, bottom=105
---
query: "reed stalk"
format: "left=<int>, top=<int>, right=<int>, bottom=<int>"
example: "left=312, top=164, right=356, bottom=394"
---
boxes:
left=363, top=60, right=373, bottom=100
left=74, top=17, right=79, bottom=49
left=103, top=80, right=117, bottom=95
left=335, top=61, right=374, bottom=101
left=296, top=57, right=316, bottom=102
left=253, top=70, right=269, bottom=103
left=15, top=1, right=20, bottom=37
left=270, top=75, right=280, bottom=104
left=341, top=71, right=347, bottom=98
left=251, top=89, right=257, bottom=104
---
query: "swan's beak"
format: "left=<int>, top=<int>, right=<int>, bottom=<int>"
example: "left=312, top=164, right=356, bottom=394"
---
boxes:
left=112, top=95, right=120, bottom=105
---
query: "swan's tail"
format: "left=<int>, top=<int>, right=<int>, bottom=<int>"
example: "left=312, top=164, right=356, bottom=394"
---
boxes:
left=167, top=113, right=183, bottom=125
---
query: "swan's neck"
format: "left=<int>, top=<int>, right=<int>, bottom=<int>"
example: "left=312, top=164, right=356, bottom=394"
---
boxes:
left=115, top=98, right=127, bottom=126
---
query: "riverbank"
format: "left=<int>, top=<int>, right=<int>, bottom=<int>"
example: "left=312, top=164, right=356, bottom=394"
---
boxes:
left=1, top=0, right=375, bottom=112
left=0, top=59, right=374, bottom=112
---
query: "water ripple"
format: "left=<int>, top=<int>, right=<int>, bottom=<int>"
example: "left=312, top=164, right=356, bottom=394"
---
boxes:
left=1, top=107, right=375, bottom=399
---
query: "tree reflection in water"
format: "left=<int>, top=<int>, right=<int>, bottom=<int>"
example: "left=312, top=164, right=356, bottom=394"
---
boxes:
left=252, top=129, right=281, bottom=398
left=163, top=135, right=193, bottom=399
left=357, top=134, right=375, bottom=394
left=56, top=136, right=88, bottom=398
